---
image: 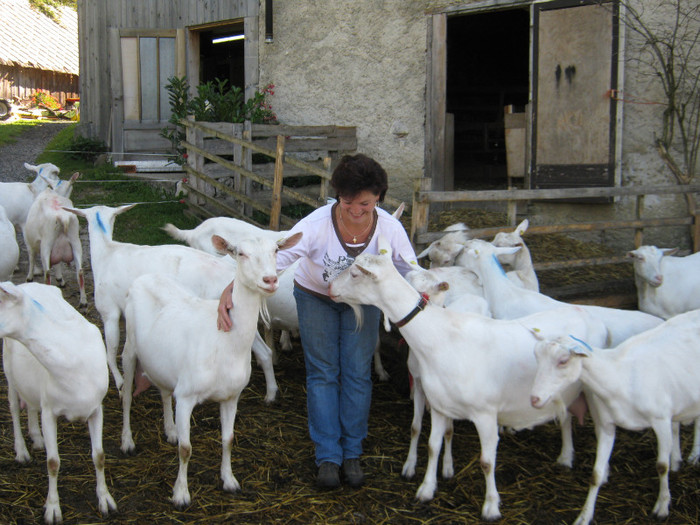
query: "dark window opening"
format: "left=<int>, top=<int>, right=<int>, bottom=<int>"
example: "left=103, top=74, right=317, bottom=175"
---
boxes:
left=199, top=23, right=245, bottom=89
left=447, top=10, right=529, bottom=189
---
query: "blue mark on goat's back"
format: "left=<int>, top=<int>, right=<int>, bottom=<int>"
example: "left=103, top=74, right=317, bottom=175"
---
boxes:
left=569, top=334, right=592, bottom=352
left=491, top=254, right=507, bottom=277
left=32, top=299, right=45, bottom=312
left=96, top=212, right=107, bottom=234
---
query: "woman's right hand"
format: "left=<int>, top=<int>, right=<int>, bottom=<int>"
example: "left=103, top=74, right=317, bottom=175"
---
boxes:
left=217, top=281, right=234, bottom=331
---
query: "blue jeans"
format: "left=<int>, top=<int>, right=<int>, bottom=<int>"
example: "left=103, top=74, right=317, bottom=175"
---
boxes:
left=293, top=286, right=381, bottom=466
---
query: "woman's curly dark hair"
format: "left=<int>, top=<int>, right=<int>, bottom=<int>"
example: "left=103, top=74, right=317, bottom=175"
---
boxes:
left=330, top=154, right=388, bottom=202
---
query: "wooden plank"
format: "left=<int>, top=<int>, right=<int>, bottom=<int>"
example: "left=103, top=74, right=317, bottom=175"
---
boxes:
left=254, top=136, right=358, bottom=152
left=269, top=135, right=286, bottom=231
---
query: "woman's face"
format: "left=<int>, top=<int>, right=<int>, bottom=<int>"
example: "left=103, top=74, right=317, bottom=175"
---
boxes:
left=338, top=190, right=380, bottom=225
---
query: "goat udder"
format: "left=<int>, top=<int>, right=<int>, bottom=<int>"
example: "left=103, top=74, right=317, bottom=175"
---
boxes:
left=50, top=236, right=75, bottom=265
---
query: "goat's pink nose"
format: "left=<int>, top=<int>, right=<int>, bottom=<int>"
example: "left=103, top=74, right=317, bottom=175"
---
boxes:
left=530, top=395, right=540, bottom=407
left=263, top=275, right=278, bottom=285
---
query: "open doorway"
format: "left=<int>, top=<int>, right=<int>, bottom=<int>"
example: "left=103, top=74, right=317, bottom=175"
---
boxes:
left=447, top=9, right=530, bottom=189
left=198, top=22, right=245, bottom=89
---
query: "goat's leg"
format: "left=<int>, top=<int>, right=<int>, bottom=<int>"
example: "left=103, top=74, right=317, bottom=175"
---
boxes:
left=252, top=332, right=279, bottom=403
left=263, top=326, right=279, bottom=365
left=68, top=231, right=87, bottom=307
left=574, top=421, right=616, bottom=525
left=280, top=329, right=294, bottom=352
left=441, top=417, right=454, bottom=479
left=41, top=409, right=62, bottom=525
left=416, top=410, right=450, bottom=502
left=27, top=406, right=44, bottom=451
left=172, top=396, right=196, bottom=509
left=688, top=418, right=700, bottom=465
left=472, top=413, right=501, bottom=521
left=24, top=240, right=37, bottom=282
left=102, top=313, right=124, bottom=391
left=373, top=338, right=389, bottom=381
left=219, top=397, right=241, bottom=493
left=402, top=376, right=425, bottom=479
left=651, top=419, right=673, bottom=518
left=120, top=337, right=136, bottom=454
left=7, top=383, right=31, bottom=463
left=671, top=421, right=682, bottom=471
left=161, top=390, right=177, bottom=444
left=87, top=405, right=117, bottom=517
left=556, top=412, right=575, bottom=467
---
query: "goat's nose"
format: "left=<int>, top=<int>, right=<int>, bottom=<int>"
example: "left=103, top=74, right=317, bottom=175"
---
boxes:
left=530, top=395, right=539, bottom=407
left=263, top=275, right=278, bottom=285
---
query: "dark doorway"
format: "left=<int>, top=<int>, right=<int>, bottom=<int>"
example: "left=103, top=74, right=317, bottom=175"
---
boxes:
left=447, top=10, right=529, bottom=189
left=199, top=23, right=245, bottom=89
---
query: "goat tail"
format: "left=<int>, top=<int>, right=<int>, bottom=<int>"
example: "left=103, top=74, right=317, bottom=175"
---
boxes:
left=162, top=223, right=188, bottom=243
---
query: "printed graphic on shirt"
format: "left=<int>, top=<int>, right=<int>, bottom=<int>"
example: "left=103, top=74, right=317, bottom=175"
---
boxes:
left=322, top=252, right=355, bottom=282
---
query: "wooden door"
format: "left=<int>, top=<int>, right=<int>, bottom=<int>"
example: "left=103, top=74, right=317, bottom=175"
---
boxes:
left=531, top=0, right=619, bottom=190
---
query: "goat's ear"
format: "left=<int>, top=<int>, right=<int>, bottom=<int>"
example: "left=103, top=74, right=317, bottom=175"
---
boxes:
left=662, top=247, right=679, bottom=257
left=437, top=281, right=449, bottom=292
left=515, top=219, right=529, bottom=235
left=62, top=206, right=85, bottom=218
left=377, top=235, right=393, bottom=258
left=0, top=282, right=21, bottom=303
left=355, top=264, right=377, bottom=279
left=567, top=335, right=593, bottom=357
left=70, top=172, right=80, bottom=183
left=116, top=203, right=138, bottom=215
left=527, top=327, right=545, bottom=341
left=392, top=202, right=405, bottom=220
left=278, top=232, right=303, bottom=251
left=496, top=246, right=521, bottom=257
left=212, top=235, right=236, bottom=257
left=416, top=245, right=431, bottom=259
left=401, top=253, right=421, bottom=269
left=625, top=250, right=639, bottom=260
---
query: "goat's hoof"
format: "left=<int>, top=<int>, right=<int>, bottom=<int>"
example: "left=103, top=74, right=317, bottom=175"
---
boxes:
left=25, top=277, right=34, bottom=283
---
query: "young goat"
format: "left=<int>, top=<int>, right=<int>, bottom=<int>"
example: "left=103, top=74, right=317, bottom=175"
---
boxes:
left=0, top=163, right=62, bottom=228
left=530, top=309, right=700, bottom=525
left=0, top=282, right=117, bottom=524
left=329, top=236, right=609, bottom=520
left=627, top=245, right=700, bottom=319
left=120, top=232, right=301, bottom=508
left=416, top=222, right=471, bottom=267
left=65, top=204, right=280, bottom=402
left=24, top=180, right=87, bottom=307
left=490, top=219, right=539, bottom=291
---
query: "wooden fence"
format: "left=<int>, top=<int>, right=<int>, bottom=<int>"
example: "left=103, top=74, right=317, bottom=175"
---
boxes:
left=411, top=178, right=700, bottom=273
left=179, top=118, right=403, bottom=230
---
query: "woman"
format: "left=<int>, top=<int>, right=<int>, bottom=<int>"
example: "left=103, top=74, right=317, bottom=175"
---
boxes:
left=218, top=154, right=417, bottom=489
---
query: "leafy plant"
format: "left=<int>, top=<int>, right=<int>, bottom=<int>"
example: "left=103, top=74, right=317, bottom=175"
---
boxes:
left=66, top=135, right=108, bottom=162
left=160, top=77, right=278, bottom=165
left=31, top=91, right=62, bottom=111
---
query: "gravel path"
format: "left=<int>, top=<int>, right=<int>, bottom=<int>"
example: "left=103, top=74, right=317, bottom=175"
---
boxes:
left=0, top=121, right=73, bottom=182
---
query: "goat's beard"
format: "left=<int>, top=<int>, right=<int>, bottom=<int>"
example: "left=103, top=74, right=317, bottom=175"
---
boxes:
left=348, top=303, right=364, bottom=332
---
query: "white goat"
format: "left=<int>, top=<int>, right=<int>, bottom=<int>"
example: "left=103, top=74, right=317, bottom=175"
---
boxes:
left=490, top=219, right=539, bottom=291
left=65, top=204, right=279, bottom=403
left=627, top=245, right=700, bottom=319
left=461, top=239, right=663, bottom=347
left=163, top=216, right=290, bottom=255
left=328, top=236, right=609, bottom=520
left=416, top=222, right=471, bottom=267
left=0, top=163, right=63, bottom=228
left=0, top=205, right=19, bottom=281
left=23, top=185, right=87, bottom=307
left=530, top=309, right=700, bottom=525
left=120, top=232, right=302, bottom=508
left=0, top=281, right=117, bottom=524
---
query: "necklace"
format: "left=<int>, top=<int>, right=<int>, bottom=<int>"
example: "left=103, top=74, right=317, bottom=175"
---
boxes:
left=338, top=207, right=374, bottom=244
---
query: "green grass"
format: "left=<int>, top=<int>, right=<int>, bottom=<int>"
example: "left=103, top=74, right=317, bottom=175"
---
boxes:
left=35, top=124, right=200, bottom=245
left=0, top=120, right=44, bottom=147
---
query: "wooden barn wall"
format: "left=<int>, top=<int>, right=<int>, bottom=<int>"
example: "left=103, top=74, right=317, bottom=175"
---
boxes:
left=0, top=65, right=79, bottom=106
left=77, top=0, right=252, bottom=143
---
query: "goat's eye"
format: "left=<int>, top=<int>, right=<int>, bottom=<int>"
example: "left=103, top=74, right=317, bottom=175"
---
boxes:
left=557, top=357, right=570, bottom=367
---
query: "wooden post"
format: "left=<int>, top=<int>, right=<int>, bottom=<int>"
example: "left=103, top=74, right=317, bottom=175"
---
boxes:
left=320, top=156, right=332, bottom=203
left=243, top=121, right=253, bottom=218
left=232, top=123, right=244, bottom=216
left=694, top=212, right=700, bottom=253
left=269, top=135, right=286, bottom=231
left=634, top=194, right=645, bottom=248
left=411, top=177, right=432, bottom=247
left=185, top=115, right=205, bottom=205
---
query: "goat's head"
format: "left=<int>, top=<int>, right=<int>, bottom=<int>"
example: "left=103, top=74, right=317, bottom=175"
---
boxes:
left=417, top=223, right=471, bottom=268
left=626, top=245, right=678, bottom=288
left=530, top=335, right=589, bottom=410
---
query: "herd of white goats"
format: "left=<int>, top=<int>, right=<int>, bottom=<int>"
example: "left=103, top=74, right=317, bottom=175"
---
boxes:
left=0, top=163, right=699, bottom=524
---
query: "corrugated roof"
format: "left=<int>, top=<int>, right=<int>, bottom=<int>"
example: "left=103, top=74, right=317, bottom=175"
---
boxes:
left=0, top=0, right=78, bottom=75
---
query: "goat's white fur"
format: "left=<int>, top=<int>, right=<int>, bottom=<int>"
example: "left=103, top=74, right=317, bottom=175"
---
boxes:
left=0, top=205, right=19, bottom=281
left=24, top=182, right=87, bottom=307
left=328, top=236, right=609, bottom=519
left=0, top=163, right=62, bottom=228
left=0, top=281, right=117, bottom=524
left=65, top=204, right=280, bottom=403
left=120, top=232, right=301, bottom=507
left=530, top=311, right=700, bottom=524
left=490, top=219, right=539, bottom=291
left=627, top=245, right=700, bottom=320
left=462, top=239, right=663, bottom=347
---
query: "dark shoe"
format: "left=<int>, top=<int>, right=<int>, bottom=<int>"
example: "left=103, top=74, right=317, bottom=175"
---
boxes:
left=317, top=462, right=340, bottom=489
left=343, top=458, right=365, bottom=488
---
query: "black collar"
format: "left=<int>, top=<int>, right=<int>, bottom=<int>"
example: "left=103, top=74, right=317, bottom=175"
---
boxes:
left=394, top=294, right=429, bottom=328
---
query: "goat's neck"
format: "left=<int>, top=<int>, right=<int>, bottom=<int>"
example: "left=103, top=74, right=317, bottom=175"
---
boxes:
left=229, top=280, right=264, bottom=327
left=477, top=254, right=521, bottom=303
left=579, top=351, right=623, bottom=402
left=375, top=274, right=427, bottom=325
